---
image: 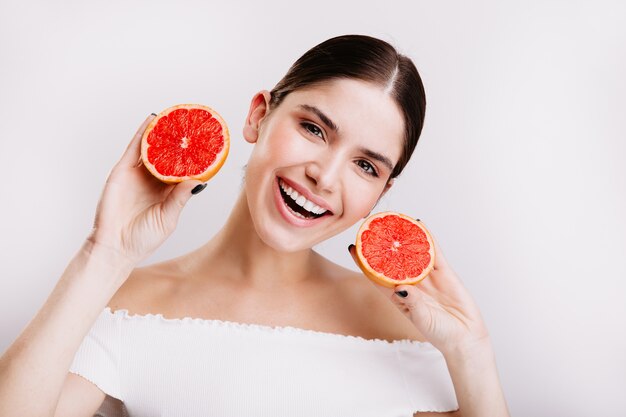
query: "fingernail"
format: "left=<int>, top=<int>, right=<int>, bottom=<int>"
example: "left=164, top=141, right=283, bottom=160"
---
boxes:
left=151, top=112, right=157, bottom=116
left=395, top=290, right=408, bottom=298
left=415, top=218, right=421, bottom=222
left=191, top=184, right=207, bottom=195
left=348, top=244, right=355, bottom=252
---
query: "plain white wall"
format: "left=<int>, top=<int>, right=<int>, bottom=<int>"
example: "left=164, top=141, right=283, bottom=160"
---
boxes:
left=1, top=0, right=624, bottom=415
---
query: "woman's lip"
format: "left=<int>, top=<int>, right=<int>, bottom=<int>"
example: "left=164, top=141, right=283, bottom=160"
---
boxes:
left=278, top=176, right=333, bottom=214
left=273, top=178, right=330, bottom=228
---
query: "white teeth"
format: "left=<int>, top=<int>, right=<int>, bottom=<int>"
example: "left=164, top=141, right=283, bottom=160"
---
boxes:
left=279, top=179, right=328, bottom=216
left=291, top=210, right=307, bottom=219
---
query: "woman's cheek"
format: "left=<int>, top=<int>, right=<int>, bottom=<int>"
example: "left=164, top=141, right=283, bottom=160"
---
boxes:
left=280, top=132, right=316, bottom=159
left=344, top=177, right=381, bottom=218
left=260, top=125, right=312, bottom=163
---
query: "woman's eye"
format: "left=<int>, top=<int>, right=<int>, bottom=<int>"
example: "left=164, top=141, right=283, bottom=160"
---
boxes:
left=301, top=122, right=324, bottom=139
left=356, top=160, right=378, bottom=177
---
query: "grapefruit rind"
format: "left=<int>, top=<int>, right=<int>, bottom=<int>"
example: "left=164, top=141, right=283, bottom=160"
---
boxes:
left=140, top=103, right=230, bottom=185
left=355, top=212, right=435, bottom=288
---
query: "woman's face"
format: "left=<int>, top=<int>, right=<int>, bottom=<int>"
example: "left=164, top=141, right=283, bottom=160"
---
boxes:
left=243, top=78, right=405, bottom=252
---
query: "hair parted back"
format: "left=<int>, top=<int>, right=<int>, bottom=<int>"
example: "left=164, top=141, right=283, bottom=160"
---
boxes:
left=269, top=34, right=426, bottom=179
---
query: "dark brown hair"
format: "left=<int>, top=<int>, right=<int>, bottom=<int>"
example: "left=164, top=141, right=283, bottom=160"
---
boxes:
left=269, top=34, right=426, bottom=179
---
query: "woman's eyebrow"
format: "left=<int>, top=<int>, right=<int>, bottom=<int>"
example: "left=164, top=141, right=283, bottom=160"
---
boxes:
left=297, top=104, right=339, bottom=133
left=359, top=147, right=394, bottom=172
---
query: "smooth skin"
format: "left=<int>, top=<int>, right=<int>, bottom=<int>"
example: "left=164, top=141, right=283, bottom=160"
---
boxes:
left=0, top=78, right=509, bottom=417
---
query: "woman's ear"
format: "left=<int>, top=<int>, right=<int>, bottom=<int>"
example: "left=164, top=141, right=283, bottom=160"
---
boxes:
left=243, top=90, right=272, bottom=144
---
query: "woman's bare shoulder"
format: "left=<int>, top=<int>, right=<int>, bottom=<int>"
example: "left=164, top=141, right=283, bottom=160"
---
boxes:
left=313, top=253, right=427, bottom=342
left=106, top=261, right=180, bottom=315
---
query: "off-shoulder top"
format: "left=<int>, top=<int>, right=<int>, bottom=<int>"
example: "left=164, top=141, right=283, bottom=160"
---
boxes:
left=69, top=307, right=458, bottom=416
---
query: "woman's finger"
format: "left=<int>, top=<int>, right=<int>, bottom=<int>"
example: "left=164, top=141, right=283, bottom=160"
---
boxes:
left=392, top=283, right=435, bottom=331
left=348, top=244, right=358, bottom=265
left=413, top=272, right=441, bottom=296
left=118, top=113, right=157, bottom=168
left=160, top=180, right=205, bottom=229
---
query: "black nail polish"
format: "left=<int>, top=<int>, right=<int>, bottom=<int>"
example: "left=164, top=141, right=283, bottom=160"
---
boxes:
left=151, top=112, right=157, bottom=116
left=415, top=218, right=421, bottom=222
left=348, top=244, right=355, bottom=252
left=191, top=184, right=207, bottom=195
left=395, top=290, right=408, bottom=298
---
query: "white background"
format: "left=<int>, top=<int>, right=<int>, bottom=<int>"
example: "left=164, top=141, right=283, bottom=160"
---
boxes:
left=1, top=1, right=625, bottom=415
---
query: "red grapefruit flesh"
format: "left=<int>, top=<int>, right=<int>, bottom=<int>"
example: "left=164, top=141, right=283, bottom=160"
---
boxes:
left=141, top=104, right=229, bottom=184
left=355, top=212, right=435, bottom=288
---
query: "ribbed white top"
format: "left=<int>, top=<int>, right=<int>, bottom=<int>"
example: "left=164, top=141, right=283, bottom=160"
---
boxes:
left=69, top=307, right=458, bottom=416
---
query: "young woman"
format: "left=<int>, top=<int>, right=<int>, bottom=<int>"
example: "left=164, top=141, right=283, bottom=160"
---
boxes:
left=0, top=35, right=510, bottom=416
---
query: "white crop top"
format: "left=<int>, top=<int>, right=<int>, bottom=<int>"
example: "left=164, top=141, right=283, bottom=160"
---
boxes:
left=69, top=307, right=458, bottom=416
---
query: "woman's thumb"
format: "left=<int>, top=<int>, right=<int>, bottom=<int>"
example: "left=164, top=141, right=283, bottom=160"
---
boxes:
left=394, top=285, right=431, bottom=325
left=161, top=180, right=206, bottom=224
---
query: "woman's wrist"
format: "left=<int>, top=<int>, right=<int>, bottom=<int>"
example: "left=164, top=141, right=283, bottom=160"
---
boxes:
left=443, top=336, right=499, bottom=390
left=442, top=337, right=510, bottom=417
left=82, top=238, right=138, bottom=270
left=443, top=335, right=495, bottom=365
left=77, top=238, right=138, bottom=291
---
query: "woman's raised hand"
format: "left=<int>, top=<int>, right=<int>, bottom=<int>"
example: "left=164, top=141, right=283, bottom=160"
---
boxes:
left=349, top=231, right=490, bottom=357
left=86, top=114, right=205, bottom=265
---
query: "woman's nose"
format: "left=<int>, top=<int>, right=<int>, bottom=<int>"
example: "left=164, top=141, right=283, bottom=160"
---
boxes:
left=304, top=153, right=343, bottom=193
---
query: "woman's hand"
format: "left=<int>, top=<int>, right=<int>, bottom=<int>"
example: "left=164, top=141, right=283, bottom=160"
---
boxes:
left=349, top=227, right=490, bottom=357
left=86, top=114, right=205, bottom=265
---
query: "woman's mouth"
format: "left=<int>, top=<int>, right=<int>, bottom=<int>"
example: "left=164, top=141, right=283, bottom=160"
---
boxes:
left=273, top=177, right=333, bottom=226
left=278, top=178, right=328, bottom=219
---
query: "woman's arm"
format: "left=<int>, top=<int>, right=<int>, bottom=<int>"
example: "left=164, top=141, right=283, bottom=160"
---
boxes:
left=395, top=239, right=510, bottom=417
left=441, top=338, right=509, bottom=417
left=0, top=240, right=134, bottom=417
left=412, top=338, right=507, bottom=417
left=350, top=227, right=511, bottom=417
left=0, top=113, right=204, bottom=417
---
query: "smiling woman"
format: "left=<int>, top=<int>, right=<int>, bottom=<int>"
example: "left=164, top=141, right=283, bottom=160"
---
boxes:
left=0, top=34, right=510, bottom=417
left=242, top=78, right=407, bottom=251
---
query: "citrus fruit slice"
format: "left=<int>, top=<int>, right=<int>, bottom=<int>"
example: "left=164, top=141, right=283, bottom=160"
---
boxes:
left=355, top=212, right=435, bottom=288
left=141, top=104, right=229, bottom=184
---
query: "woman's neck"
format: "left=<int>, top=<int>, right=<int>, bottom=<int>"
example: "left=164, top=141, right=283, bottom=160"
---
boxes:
left=183, top=190, right=319, bottom=288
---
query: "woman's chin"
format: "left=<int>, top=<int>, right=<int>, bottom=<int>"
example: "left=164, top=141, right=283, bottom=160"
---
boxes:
left=254, top=227, right=314, bottom=253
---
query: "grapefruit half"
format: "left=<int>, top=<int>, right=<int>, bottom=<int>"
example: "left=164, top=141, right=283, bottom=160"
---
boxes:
left=355, top=212, right=435, bottom=288
left=141, top=104, right=229, bottom=184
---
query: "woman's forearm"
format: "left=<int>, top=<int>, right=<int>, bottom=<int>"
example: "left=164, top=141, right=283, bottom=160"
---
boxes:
left=0, top=239, right=136, bottom=417
left=444, top=338, right=510, bottom=417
